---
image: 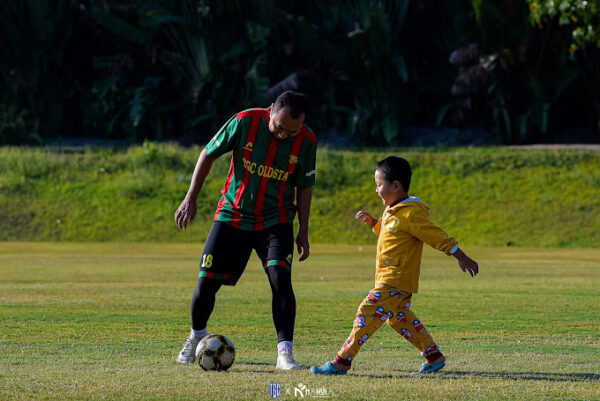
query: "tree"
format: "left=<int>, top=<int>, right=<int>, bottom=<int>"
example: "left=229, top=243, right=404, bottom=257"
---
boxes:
left=527, top=0, right=599, bottom=54
left=526, top=0, right=600, bottom=133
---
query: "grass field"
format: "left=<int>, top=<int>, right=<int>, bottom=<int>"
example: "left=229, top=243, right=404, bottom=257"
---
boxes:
left=1, top=145, right=599, bottom=247
left=1, top=242, right=598, bottom=400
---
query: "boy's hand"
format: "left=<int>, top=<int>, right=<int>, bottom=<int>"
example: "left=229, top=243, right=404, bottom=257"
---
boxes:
left=453, top=248, right=479, bottom=277
left=356, top=210, right=376, bottom=227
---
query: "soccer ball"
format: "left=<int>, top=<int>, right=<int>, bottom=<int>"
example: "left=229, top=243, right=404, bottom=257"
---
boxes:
left=195, top=334, right=236, bottom=371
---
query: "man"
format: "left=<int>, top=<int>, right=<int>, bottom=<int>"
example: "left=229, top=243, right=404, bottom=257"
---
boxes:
left=174, top=91, right=317, bottom=370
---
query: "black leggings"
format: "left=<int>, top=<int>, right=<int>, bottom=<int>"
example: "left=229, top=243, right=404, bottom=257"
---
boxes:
left=191, top=266, right=296, bottom=343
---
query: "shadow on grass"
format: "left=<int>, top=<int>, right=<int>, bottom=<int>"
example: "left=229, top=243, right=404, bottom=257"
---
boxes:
left=355, top=370, right=600, bottom=382
left=228, top=362, right=600, bottom=382
left=233, top=361, right=277, bottom=374
left=237, top=362, right=273, bottom=366
left=235, top=362, right=327, bottom=374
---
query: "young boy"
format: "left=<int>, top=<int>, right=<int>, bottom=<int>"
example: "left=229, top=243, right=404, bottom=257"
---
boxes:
left=311, top=156, right=479, bottom=375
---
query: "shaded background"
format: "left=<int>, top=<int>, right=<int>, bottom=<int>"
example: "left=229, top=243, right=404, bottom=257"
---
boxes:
left=1, top=0, right=599, bottom=147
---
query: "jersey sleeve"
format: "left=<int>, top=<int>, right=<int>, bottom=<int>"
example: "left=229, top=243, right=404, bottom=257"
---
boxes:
left=204, top=114, right=240, bottom=158
left=406, top=210, right=458, bottom=255
left=295, top=136, right=317, bottom=188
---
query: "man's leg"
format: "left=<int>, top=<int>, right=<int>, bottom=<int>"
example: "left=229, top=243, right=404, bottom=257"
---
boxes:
left=177, top=222, right=251, bottom=364
left=266, top=262, right=298, bottom=370
left=190, top=277, right=222, bottom=334
left=176, top=277, right=222, bottom=364
left=256, top=223, right=298, bottom=369
left=265, top=264, right=295, bottom=343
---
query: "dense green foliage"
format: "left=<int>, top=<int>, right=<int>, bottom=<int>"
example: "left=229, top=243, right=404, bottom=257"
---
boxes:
left=1, top=145, right=599, bottom=247
left=1, top=243, right=599, bottom=400
left=0, top=0, right=598, bottom=146
left=527, top=0, right=600, bottom=52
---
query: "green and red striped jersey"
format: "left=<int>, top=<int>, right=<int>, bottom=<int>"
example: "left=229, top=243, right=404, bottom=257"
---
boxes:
left=204, top=107, right=317, bottom=231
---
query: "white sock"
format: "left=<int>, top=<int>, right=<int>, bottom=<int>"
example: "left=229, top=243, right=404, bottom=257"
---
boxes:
left=190, top=328, right=207, bottom=339
left=277, top=341, right=293, bottom=354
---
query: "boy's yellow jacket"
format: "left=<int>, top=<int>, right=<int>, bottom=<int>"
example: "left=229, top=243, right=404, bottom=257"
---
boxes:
left=372, top=197, right=457, bottom=293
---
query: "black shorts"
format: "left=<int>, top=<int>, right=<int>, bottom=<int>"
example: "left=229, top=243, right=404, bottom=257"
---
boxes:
left=198, top=222, right=294, bottom=286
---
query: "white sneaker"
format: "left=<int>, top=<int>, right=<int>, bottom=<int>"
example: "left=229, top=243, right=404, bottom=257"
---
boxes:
left=276, top=350, right=301, bottom=370
left=176, top=336, right=200, bottom=364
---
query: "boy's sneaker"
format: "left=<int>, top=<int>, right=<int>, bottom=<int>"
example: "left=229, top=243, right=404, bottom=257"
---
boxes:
left=310, top=362, right=347, bottom=375
left=176, top=337, right=200, bottom=364
left=413, top=360, right=445, bottom=374
left=276, top=350, right=301, bottom=370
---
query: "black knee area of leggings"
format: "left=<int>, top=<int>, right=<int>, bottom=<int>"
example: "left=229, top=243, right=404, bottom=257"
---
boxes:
left=266, top=266, right=296, bottom=343
left=191, top=277, right=222, bottom=330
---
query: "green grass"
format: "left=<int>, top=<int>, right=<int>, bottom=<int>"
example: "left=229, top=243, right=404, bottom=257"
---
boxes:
left=1, top=243, right=598, bottom=400
left=0, top=145, right=599, bottom=247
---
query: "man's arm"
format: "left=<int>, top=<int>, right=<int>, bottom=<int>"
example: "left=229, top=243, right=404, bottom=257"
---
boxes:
left=296, top=186, right=312, bottom=261
left=175, top=148, right=217, bottom=230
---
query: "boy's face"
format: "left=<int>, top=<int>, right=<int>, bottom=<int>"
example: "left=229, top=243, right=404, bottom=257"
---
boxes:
left=374, top=169, right=404, bottom=206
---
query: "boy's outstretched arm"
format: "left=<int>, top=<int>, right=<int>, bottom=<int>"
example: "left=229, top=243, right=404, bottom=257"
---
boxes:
left=453, top=248, right=479, bottom=277
left=356, top=210, right=377, bottom=227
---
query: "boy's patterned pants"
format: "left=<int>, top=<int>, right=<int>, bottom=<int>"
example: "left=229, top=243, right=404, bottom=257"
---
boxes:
left=337, top=284, right=440, bottom=362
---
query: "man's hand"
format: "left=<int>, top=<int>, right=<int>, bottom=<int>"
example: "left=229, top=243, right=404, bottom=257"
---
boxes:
left=175, top=149, right=216, bottom=230
left=453, top=248, right=479, bottom=277
left=296, top=230, right=310, bottom=262
left=175, top=197, right=197, bottom=230
left=356, top=210, right=376, bottom=227
left=296, top=186, right=312, bottom=262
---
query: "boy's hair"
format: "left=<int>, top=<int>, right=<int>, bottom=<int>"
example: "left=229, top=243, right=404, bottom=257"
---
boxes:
left=273, top=90, right=309, bottom=119
left=376, top=156, right=412, bottom=192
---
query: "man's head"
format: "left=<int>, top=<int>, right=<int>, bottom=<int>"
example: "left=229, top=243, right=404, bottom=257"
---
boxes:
left=269, top=91, right=309, bottom=140
left=374, top=156, right=412, bottom=206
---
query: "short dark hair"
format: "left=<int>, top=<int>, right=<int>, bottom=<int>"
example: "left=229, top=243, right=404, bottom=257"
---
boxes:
left=376, top=156, right=412, bottom=192
left=272, top=90, right=309, bottom=119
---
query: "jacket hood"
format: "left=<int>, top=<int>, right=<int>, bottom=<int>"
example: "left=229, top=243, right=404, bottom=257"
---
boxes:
left=386, top=196, right=429, bottom=216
